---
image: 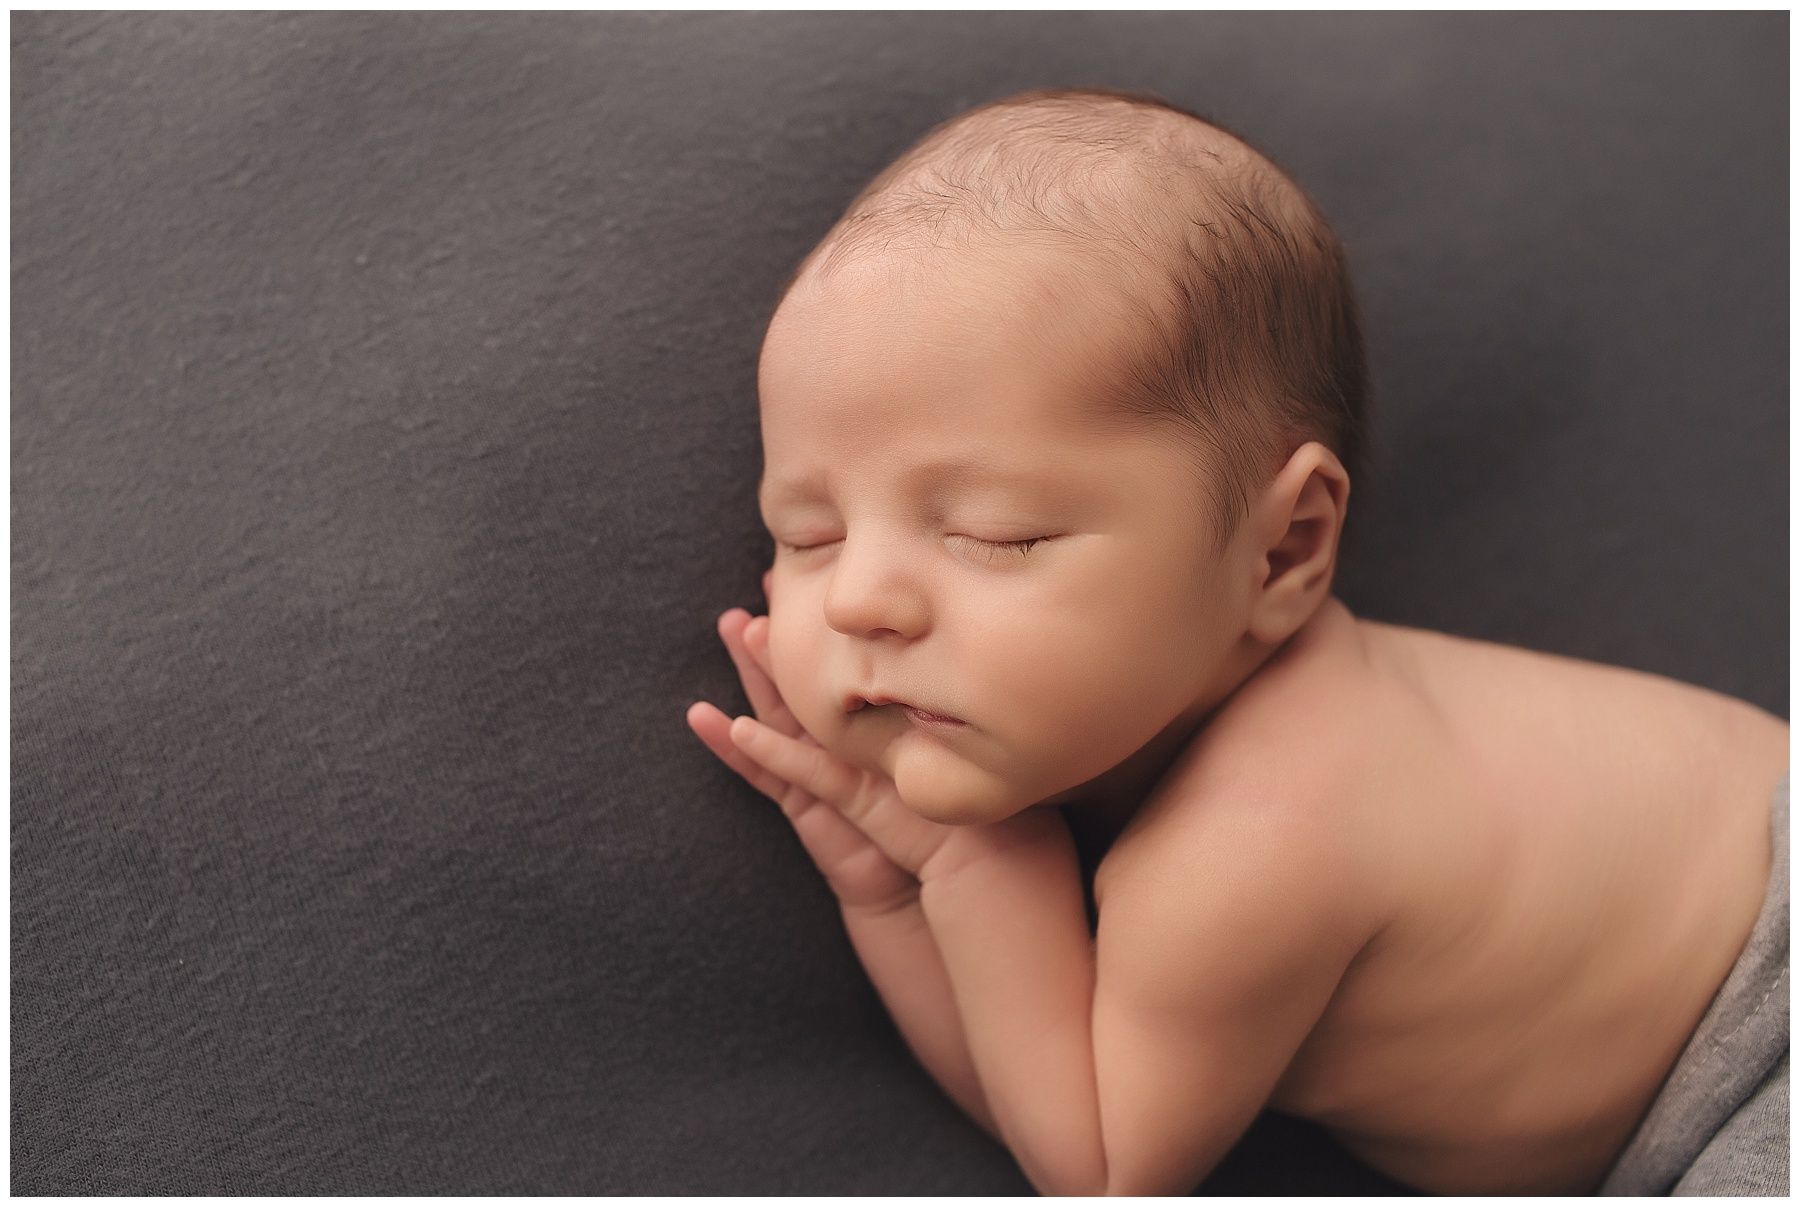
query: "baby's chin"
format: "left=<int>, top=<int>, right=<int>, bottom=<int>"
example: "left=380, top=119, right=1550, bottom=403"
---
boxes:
left=818, top=705, right=1069, bottom=825
left=877, top=740, right=1042, bottom=827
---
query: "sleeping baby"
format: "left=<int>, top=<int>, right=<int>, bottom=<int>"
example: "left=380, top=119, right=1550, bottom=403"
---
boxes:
left=684, top=87, right=1789, bottom=1196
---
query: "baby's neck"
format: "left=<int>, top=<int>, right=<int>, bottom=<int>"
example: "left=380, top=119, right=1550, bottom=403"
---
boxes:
left=1055, top=709, right=1204, bottom=852
left=1052, top=617, right=1303, bottom=855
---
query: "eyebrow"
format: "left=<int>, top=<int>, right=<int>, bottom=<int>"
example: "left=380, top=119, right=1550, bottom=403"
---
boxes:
left=757, top=457, right=1068, bottom=509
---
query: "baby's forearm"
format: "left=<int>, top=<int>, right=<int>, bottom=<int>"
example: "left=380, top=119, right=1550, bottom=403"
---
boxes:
left=919, top=834, right=1107, bottom=1197
left=839, top=896, right=1003, bottom=1143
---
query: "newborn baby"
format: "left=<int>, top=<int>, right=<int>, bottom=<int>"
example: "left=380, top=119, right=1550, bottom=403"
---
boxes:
left=685, top=87, right=1789, bottom=1196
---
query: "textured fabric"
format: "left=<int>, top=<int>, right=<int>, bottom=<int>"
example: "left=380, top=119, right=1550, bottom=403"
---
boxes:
left=12, top=11, right=1785, bottom=1196
left=1601, top=772, right=1790, bottom=1196
left=1675, top=1053, right=1789, bottom=1196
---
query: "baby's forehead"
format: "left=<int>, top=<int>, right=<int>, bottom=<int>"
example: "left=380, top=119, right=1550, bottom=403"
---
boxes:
left=780, top=235, right=1147, bottom=346
left=771, top=250, right=1175, bottom=458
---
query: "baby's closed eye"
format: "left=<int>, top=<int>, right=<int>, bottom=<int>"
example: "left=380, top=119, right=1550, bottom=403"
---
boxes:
left=775, top=533, right=1059, bottom=559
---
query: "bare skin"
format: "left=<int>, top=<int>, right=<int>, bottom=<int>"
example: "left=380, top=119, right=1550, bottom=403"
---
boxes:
left=1096, top=594, right=1788, bottom=1195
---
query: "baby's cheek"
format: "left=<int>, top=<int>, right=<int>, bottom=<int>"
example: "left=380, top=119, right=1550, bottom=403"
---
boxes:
left=765, top=619, right=822, bottom=728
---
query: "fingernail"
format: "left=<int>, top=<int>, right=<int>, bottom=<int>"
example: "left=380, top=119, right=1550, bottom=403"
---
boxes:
left=730, top=716, right=756, bottom=745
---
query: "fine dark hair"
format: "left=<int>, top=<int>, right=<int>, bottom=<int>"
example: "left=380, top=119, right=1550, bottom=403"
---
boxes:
left=773, top=86, right=1371, bottom=557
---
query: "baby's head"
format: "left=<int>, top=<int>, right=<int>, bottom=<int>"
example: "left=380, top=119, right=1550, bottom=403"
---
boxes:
left=754, top=88, right=1367, bottom=825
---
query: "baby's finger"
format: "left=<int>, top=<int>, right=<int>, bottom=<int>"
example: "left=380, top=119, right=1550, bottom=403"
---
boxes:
left=790, top=808, right=922, bottom=911
left=743, top=615, right=775, bottom=681
left=729, top=715, right=866, bottom=811
left=687, top=701, right=807, bottom=814
left=699, top=705, right=917, bottom=905
left=717, top=610, right=802, bottom=737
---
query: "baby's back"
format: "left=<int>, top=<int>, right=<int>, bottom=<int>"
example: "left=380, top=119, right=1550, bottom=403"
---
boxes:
left=1130, top=598, right=1787, bottom=1194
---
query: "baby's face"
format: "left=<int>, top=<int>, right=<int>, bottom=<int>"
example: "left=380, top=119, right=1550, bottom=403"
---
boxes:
left=756, top=245, right=1255, bottom=826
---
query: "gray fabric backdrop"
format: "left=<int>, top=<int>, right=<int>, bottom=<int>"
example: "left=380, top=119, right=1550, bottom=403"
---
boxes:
left=12, top=11, right=1786, bottom=1195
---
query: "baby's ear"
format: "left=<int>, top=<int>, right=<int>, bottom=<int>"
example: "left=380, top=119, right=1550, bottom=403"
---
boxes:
left=1247, top=442, right=1349, bottom=646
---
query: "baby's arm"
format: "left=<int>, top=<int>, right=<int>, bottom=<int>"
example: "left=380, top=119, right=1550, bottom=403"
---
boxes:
left=920, top=786, right=1380, bottom=1196
left=838, top=885, right=1003, bottom=1143
left=1093, top=803, right=1377, bottom=1193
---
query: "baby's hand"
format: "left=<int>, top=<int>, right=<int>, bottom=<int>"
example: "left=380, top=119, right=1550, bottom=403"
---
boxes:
left=687, top=609, right=1057, bottom=907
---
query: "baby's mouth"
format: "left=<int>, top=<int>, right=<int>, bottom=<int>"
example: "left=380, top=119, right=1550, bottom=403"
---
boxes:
left=901, top=705, right=964, bottom=726
left=845, top=692, right=965, bottom=725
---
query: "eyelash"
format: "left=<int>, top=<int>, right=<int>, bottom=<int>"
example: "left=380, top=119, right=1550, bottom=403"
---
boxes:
left=776, top=535, right=1050, bottom=561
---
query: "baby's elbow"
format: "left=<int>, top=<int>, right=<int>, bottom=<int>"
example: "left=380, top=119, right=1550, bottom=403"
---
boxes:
left=1024, top=1152, right=1106, bottom=1198
left=1099, top=1169, right=1169, bottom=1197
left=1039, top=1171, right=1107, bottom=1198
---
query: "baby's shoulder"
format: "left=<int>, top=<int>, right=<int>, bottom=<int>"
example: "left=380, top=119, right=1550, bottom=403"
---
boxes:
left=1092, top=734, right=1389, bottom=988
left=1100, top=738, right=1372, bottom=902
